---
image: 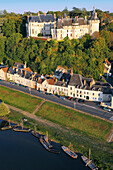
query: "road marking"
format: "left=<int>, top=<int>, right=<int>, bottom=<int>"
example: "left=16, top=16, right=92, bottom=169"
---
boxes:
left=109, top=116, right=113, bottom=121
left=82, top=104, right=97, bottom=109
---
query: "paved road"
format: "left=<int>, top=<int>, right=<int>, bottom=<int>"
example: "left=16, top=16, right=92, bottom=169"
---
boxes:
left=0, top=80, right=113, bottom=122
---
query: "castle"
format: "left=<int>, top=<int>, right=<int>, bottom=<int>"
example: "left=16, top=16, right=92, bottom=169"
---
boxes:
left=26, top=7, right=100, bottom=40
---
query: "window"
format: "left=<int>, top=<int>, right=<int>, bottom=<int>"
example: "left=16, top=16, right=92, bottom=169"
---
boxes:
left=67, top=30, right=68, bottom=32
left=73, top=94, right=75, bottom=97
left=87, top=92, right=89, bottom=94
left=32, top=29, right=34, bottom=34
left=80, top=91, right=82, bottom=94
left=70, top=92, right=72, bottom=95
left=80, top=95, right=82, bottom=97
left=86, top=96, right=89, bottom=100
left=98, top=93, right=100, bottom=96
left=77, top=90, right=79, bottom=93
left=84, top=92, right=86, bottom=94
left=92, top=93, right=94, bottom=95
left=70, top=87, right=72, bottom=90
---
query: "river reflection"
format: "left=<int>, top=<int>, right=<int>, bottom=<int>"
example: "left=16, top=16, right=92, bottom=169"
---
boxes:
left=0, top=127, right=89, bottom=170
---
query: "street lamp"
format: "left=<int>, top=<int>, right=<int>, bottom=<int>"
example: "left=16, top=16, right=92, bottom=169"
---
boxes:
left=74, top=102, right=76, bottom=109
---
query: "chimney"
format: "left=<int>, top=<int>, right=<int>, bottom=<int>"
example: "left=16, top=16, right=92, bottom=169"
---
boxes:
left=24, top=71, right=27, bottom=77
left=24, top=61, right=27, bottom=69
left=54, top=13, right=56, bottom=18
left=95, top=12, right=97, bottom=19
left=27, top=16, right=29, bottom=21
left=90, top=79, right=95, bottom=88
left=84, top=16, right=87, bottom=20
left=84, top=79, right=86, bottom=85
left=71, top=70, right=73, bottom=75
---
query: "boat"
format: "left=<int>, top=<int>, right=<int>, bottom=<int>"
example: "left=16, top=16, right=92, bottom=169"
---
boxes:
left=43, top=131, right=53, bottom=148
left=31, top=125, right=40, bottom=138
left=1, top=120, right=12, bottom=130
left=39, top=137, right=60, bottom=154
left=61, top=145, right=78, bottom=159
left=81, top=155, right=98, bottom=170
left=81, top=148, right=98, bottom=170
left=13, top=120, right=30, bottom=132
left=13, top=126, right=31, bottom=132
left=1, top=125, right=12, bottom=130
left=31, top=130, right=40, bottom=138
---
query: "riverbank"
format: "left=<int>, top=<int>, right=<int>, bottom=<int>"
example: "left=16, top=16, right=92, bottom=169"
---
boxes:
left=0, top=86, right=113, bottom=169
left=0, top=109, right=112, bottom=169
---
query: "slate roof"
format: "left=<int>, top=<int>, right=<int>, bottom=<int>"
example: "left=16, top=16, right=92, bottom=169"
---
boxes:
left=14, top=62, right=24, bottom=69
left=29, top=14, right=56, bottom=23
left=57, top=17, right=87, bottom=29
left=55, top=80, right=68, bottom=87
left=69, top=74, right=83, bottom=87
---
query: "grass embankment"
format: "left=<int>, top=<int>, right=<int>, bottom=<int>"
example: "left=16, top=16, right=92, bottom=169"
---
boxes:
left=3, top=110, right=113, bottom=169
left=0, top=86, right=42, bottom=113
left=0, top=86, right=113, bottom=169
left=35, top=102, right=112, bottom=140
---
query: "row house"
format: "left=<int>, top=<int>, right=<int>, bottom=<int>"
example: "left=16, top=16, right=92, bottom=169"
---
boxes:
left=0, top=63, right=112, bottom=103
left=0, top=67, right=8, bottom=80
left=53, top=80, right=68, bottom=96
left=68, top=74, right=112, bottom=102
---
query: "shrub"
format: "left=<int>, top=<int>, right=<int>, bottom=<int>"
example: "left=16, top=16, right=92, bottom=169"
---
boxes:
left=0, top=102, right=10, bottom=116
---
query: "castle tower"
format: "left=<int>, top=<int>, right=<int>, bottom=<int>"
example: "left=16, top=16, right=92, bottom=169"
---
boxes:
left=88, top=6, right=100, bottom=36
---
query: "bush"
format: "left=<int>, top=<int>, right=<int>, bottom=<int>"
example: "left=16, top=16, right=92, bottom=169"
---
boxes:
left=0, top=102, right=10, bottom=116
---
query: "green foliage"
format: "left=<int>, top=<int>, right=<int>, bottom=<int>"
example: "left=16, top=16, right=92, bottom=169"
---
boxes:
left=0, top=86, right=42, bottom=113
left=38, top=33, right=43, bottom=36
left=0, top=102, right=10, bottom=116
left=0, top=9, right=113, bottom=80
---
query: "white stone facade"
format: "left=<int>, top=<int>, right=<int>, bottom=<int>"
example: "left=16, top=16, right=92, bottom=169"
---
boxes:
left=26, top=8, right=100, bottom=40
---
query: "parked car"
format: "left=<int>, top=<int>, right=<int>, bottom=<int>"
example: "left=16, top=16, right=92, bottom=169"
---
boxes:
left=103, top=107, right=111, bottom=112
left=68, top=97, right=72, bottom=100
left=10, top=82, right=15, bottom=85
left=45, top=92, right=49, bottom=95
left=49, top=93, right=54, bottom=96
left=59, top=96, right=65, bottom=100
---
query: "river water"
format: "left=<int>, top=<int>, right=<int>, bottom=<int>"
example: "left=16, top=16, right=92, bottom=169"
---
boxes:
left=0, top=128, right=89, bottom=170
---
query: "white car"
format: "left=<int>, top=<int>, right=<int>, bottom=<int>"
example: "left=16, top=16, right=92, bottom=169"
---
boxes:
left=103, top=107, right=111, bottom=112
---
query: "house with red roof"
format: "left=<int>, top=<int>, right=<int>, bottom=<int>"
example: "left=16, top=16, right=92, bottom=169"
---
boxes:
left=0, top=67, right=8, bottom=80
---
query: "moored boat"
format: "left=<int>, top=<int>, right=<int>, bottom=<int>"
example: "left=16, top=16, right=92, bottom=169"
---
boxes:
left=40, top=137, right=50, bottom=151
left=43, top=135, right=53, bottom=148
left=31, top=130, right=40, bottom=138
left=13, top=126, right=30, bottom=132
left=1, top=125, right=12, bottom=130
left=40, top=137, right=60, bottom=154
left=81, top=155, right=98, bottom=170
left=13, top=120, right=30, bottom=132
left=1, top=120, right=12, bottom=130
left=61, top=145, right=78, bottom=159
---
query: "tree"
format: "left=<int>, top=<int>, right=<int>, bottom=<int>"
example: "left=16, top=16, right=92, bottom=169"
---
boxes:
left=0, top=102, right=10, bottom=116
